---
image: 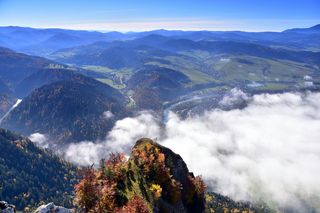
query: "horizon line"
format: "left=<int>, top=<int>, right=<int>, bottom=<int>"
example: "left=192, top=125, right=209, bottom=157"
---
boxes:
left=1, top=24, right=319, bottom=33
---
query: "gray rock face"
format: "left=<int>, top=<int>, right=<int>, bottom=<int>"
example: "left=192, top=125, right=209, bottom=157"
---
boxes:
left=35, top=203, right=73, bottom=213
left=0, top=201, right=15, bottom=213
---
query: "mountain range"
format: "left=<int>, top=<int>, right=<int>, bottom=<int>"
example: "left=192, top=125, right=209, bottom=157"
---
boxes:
left=1, top=24, right=320, bottom=56
left=0, top=24, right=319, bottom=212
left=0, top=24, right=320, bottom=145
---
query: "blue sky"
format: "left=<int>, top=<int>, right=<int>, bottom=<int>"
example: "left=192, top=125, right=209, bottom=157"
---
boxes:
left=0, top=0, right=319, bottom=31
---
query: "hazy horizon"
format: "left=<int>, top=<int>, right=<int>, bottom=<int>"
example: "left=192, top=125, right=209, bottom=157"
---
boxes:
left=0, top=0, right=319, bottom=32
left=0, top=23, right=319, bottom=33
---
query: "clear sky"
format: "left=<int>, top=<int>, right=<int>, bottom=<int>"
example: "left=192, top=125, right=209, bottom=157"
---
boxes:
left=0, top=0, right=319, bottom=32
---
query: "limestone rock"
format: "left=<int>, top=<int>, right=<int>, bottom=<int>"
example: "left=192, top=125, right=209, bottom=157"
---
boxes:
left=35, top=203, right=73, bottom=213
left=0, top=201, right=15, bottom=213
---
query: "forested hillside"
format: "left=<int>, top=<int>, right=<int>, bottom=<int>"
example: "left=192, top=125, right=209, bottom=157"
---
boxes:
left=0, top=128, right=77, bottom=210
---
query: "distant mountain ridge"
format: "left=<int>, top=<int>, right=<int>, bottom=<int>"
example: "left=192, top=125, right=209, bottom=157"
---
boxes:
left=51, top=34, right=320, bottom=67
left=1, top=24, right=320, bottom=56
left=283, top=24, right=320, bottom=34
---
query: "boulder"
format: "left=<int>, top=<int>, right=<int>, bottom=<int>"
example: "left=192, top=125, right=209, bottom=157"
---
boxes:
left=35, top=203, right=73, bottom=213
left=0, top=201, right=15, bottom=213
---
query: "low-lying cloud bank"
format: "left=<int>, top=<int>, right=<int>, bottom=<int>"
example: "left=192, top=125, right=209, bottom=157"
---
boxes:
left=65, top=112, right=161, bottom=165
left=65, top=91, right=320, bottom=212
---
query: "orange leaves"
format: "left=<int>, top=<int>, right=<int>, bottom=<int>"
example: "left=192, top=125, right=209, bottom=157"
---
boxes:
left=74, top=153, right=129, bottom=212
left=74, top=153, right=151, bottom=212
left=74, top=167, right=97, bottom=211
left=104, top=153, right=127, bottom=181
left=158, top=153, right=165, bottom=162
left=132, top=145, right=167, bottom=180
left=97, top=180, right=118, bottom=212
left=116, top=196, right=149, bottom=213
left=105, top=153, right=127, bottom=167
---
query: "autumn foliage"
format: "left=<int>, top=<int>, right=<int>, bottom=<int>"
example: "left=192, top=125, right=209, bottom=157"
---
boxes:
left=116, top=195, right=149, bottom=213
left=74, top=139, right=206, bottom=212
left=74, top=153, right=149, bottom=212
left=131, top=142, right=183, bottom=203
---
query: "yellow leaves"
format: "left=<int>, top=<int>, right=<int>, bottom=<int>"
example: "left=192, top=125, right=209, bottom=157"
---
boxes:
left=150, top=184, right=161, bottom=191
left=150, top=184, right=162, bottom=200
left=205, top=193, right=214, bottom=202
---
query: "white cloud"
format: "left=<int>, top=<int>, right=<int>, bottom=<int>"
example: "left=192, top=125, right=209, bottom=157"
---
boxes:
left=65, top=111, right=161, bottom=166
left=65, top=141, right=104, bottom=166
left=103, top=111, right=114, bottom=119
left=161, top=92, right=320, bottom=211
left=219, top=88, right=249, bottom=107
left=29, top=133, right=49, bottom=148
left=65, top=92, right=320, bottom=212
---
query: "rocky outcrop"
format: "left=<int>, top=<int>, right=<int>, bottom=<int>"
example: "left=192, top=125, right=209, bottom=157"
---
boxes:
left=35, top=203, right=73, bottom=213
left=131, top=138, right=206, bottom=212
left=74, top=138, right=206, bottom=212
left=0, top=201, right=16, bottom=213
